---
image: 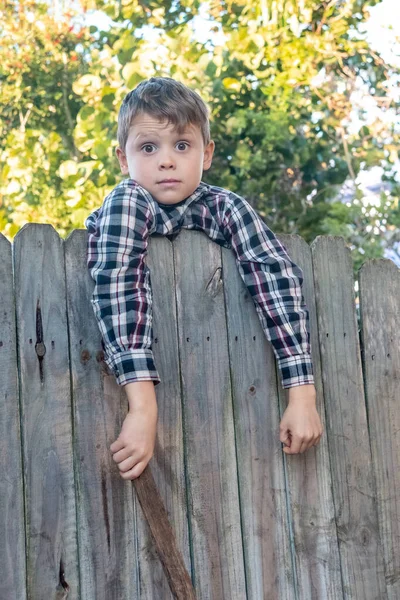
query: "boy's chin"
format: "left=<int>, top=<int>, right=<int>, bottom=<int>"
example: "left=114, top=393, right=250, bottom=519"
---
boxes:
left=154, top=186, right=198, bottom=204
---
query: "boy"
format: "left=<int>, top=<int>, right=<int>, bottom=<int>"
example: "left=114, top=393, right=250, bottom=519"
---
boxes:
left=85, top=77, right=323, bottom=481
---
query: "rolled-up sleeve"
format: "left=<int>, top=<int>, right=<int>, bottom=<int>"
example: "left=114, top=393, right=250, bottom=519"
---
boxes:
left=85, top=181, right=161, bottom=387
left=221, top=195, right=314, bottom=389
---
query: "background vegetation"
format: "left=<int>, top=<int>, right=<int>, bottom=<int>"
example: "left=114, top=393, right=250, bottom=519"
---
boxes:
left=1, top=0, right=399, bottom=276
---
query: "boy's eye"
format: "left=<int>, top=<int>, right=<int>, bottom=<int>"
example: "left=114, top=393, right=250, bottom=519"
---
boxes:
left=141, top=141, right=190, bottom=154
left=142, top=144, right=155, bottom=153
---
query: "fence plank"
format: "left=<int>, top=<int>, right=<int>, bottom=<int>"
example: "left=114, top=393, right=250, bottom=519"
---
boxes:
left=137, top=234, right=192, bottom=599
left=277, top=233, right=343, bottom=599
left=0, top=233, right=26, bottom=600
left=311, top=235, right=387, bottom=599
left=65, top=229, right=140, bottom=599
left=174, top=229, right=246, bottom=599
left=359, top=259, right=400, bottom=600
left=221, top=238, right=292, bottom=598
left=13, top=224, right=79, bottom=599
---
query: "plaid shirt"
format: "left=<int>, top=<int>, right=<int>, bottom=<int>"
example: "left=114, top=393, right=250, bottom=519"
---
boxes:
left=85, top=178, right=314, bottom=389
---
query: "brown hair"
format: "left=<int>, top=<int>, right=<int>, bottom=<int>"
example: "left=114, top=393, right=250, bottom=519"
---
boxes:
left=117, top=77, right=211, bottom=153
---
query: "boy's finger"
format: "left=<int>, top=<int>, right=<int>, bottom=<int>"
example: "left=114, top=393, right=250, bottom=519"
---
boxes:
left=287, top=436, right=302, bottom=454
left=112, top=447, right=132, bottom=463
left=110, top=438, right=124, bottom=453
left=300, top=440, right=310, bottom=453
left=279, top=431, right=290, bottom=444
left=117, top=455, right=137, bottom=472
left=120, top=460, right=146, bottom=480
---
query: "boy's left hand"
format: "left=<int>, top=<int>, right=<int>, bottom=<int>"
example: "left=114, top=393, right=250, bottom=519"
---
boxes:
left=279, top=384, right=323, bottom=454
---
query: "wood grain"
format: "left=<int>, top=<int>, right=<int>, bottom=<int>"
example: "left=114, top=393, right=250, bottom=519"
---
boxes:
left=311, top=235, right=387, bottom=599
left=65, top=228, right=139, bottom=599
left=277, top=234, right=342, bottom=600
left=221, top=234, right=292, bottom=598
left=138, top=234, right=193, bottom=599
left=0, top=233, right=26, bottom=600
left=13, top=224, right=79, bottom=599
left=174, top=229, right=246, bottom=599
left=133, top=468, right=196, bottom=599
left=359, top=258, right=400, bottom=600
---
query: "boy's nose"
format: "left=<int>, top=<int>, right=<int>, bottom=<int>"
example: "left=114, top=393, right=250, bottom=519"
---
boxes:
left=159, top=153, right=175, bottom=168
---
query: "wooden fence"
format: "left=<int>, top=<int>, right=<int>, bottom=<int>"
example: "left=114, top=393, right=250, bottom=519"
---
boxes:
left=0, top=224, right=399, bottom=600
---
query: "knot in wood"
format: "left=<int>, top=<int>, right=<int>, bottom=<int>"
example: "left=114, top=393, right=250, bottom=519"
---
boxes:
left=360, top=527, right=371, bottom=547
left=35, top=341, right=46, bottom=358
left=80, top=349, right=91, bottom=364
left=249, top=385, right=256, bottom=395
left=96, top=350, right=112, bottom=376
left=96, top=350, right=105, bottom=362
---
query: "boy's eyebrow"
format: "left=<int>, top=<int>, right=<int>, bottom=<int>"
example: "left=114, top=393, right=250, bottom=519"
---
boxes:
left=135, top=130, right=195, bottom=139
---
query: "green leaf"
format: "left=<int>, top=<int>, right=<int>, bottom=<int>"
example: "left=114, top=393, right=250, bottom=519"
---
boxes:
left=80, top=105, right=95, bottom=120
left=222, top=77, right=241, bottom=91
left=59, top=160, right=79, bottom=179
left=73, top=75, right=102, bottom=96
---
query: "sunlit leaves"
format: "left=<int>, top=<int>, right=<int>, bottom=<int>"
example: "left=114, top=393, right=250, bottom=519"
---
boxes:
left=73, top=74, right=103, bottom=97
left=0, top=0, right=398, bottom=271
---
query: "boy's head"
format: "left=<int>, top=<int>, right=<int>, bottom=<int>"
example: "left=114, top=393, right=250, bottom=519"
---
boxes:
left=115, top=77, right=215, bottom=205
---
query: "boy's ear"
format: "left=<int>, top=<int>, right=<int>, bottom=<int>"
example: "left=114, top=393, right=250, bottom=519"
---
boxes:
left=203, top=140, right=215, bottom=171
left=115, top=146, right=129, bottom=175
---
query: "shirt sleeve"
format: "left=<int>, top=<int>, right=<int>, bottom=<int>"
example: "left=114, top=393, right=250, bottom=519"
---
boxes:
left=221, top=195, right=315, bottom=389
left=84, top=181, right=161, bottom=387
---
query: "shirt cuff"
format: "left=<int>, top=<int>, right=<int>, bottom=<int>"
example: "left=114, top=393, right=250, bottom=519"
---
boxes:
left=277, top=354, right=315, bottom=389
left=103, top=348, right=161, bottom=387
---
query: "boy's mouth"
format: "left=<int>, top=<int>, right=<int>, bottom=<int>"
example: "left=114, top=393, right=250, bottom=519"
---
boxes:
left=157, top=179, right=181, bottom=186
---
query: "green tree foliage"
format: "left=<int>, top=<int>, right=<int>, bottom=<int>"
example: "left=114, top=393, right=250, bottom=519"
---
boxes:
left=0, top=0, right=399, bottom=274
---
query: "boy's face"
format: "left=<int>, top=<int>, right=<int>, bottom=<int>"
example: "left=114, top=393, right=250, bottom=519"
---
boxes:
left=116, top=112, right=215, bottom=205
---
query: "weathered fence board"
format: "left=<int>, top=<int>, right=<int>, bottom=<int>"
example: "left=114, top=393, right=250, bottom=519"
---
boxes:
left=173, top=229, right=246, bottom=599
left=1, top=225, right=399, bottom=600
left=141, top=234, right=192, bottom=599
left=311, top=236, right=387, bottom=599
left=0, top=234, right=26, bottom=600
left=65, top=229, right=140, bottom=599
left=278, top=234, right=342, bottom=600
left=13, top=224, right=79, bottom=599
left=222, top=233, right=292, bottom=598
left=359, top=259, right=400, bottom=600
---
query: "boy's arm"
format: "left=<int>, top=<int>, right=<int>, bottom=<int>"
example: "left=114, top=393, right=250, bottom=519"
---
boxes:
left=85, top=180, right=161, bottom=388
left=221, top=195, right=314, bottom=390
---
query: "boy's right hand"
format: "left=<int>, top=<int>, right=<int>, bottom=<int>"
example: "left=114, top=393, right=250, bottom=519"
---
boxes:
left=110, top=381, right=158, bottom=480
